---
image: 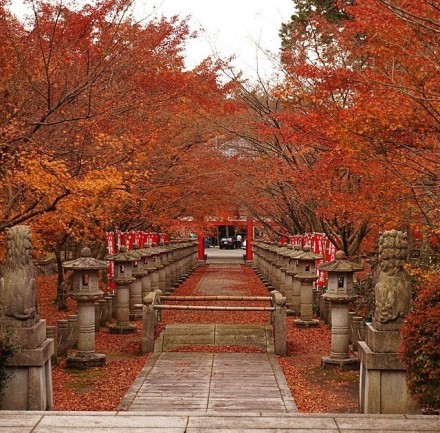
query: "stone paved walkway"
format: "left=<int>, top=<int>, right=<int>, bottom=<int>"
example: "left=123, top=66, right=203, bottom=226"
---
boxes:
left=118, top=352, right=297, bottom=413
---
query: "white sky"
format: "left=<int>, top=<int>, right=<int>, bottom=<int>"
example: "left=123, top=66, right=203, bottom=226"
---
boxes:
left=9, top=0, right=295, bottom=81
left=140, top=0, right=294, bottom=80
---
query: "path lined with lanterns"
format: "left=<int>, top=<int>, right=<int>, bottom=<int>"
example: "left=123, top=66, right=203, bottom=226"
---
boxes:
left=2, top=237, right=440, bottom=431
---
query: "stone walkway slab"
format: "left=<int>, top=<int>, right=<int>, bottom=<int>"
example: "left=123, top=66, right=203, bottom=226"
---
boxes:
left=118, top=352, right=297, bottom=413
left=154, top=323, right=274, bottom=353
left=1, top=411, right=439, bottom=433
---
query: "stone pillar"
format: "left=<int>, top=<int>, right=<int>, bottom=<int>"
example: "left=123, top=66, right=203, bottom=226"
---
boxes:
left=110, top=293, right=117, bottom=319
left=141, top=271, right=152, bottom=297
left=351, top=316, right=363, bottom=352
left=286, top=245, right=302, bottom=315
left=129, top=277, right=143, bottom=320
left=0, top=226, right=53, bottom=410
left=58, top=319, right=69, bottom=357
left=94, top=302, right=101, bottom=332
left=46, top=326, right=58, bottom=366
left=128, top=244, right=146, bottom=320
left=112, top=281, right=135, bottom=334
left=358, top=230, right=419, bottom=414
left=348, top=312, right=356, bottom=344
left=68, top=315, right=78, bottom=349
left=272, top=291, right=287, bottom=356
left=104, top=296, right=113, bottom=323
left=106, top=246, right=137, bottom=335
left=98, top=299, right=108, bottom=327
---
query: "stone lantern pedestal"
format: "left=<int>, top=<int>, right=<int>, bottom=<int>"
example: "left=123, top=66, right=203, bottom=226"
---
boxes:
left=106, top=246, right=137, bottom=334
left=63, top=247, right=108, bottom=369
left=319, top=251, right=363, bottom=369
left=294, top=246, right=322, bottom=327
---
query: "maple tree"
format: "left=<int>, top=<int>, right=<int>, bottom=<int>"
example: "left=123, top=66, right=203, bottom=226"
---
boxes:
left=224, top=0, right=439, bottom=256
left=401, top=269, right=440, bottom=412
left=0, top=0, right=240, bottom=250
left=0, top=0, right=245, bottom=312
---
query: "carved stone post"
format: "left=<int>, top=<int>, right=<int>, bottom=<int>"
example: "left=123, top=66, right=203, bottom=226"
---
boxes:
left=271, top=291, right=287, bottom=356
left=142, top=290, right=162, bottom=354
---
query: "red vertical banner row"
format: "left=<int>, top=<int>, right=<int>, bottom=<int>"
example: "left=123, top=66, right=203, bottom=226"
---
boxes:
left=106, top=232, right=116, bottom=289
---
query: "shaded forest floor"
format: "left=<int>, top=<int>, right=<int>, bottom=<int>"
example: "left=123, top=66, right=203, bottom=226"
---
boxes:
left=38, top=265, right=359, bottom=412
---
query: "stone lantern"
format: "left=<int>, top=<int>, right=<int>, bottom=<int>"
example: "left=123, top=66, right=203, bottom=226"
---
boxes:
left=106, top=245, right=137, bottom=334
left=156, top=242, right=171, bottom=293
left=63, top=247, right=108, bottom=368
left=144, top=244, right=161, bottom=292
left=152, top=243, right=167, bottom=293
left=319, top=250, right=363, bottom=368
left=128, top=244, right=147, bottom=320
left=294, top=245, right=322, bottom=327
left=285, top=245, right=303, bottom=314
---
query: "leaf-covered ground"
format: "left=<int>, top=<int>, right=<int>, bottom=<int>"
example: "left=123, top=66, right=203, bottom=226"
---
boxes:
left=38, top=265, right=359, bottom=412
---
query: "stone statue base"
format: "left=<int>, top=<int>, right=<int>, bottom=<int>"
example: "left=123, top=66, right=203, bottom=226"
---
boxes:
left=359, top=323, right=419, bottom=414
left=1, top=319, right=54, bottom=410
left=67, top=353, right=106, bottom=369
left=321, top=356, right=359, bottom=370
left=294, top=318, right=319, bottom=328
left=109, top=324, right=137, bottom=334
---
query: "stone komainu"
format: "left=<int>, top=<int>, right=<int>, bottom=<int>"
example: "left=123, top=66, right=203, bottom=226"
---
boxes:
left=0, top=225, right=38, bottom=321
left=373, top=229, right=411, bottom=326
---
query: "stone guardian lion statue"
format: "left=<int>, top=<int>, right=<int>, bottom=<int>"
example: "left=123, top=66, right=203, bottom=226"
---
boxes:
left=0, top=225, right=38, bottom=322
left=373, top=229, right=411, bottom=329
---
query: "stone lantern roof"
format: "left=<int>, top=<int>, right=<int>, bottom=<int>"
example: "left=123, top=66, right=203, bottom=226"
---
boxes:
left=129, top=243, right=145, bottom=259
left=288, top=245, right=303, bottom=258
left=63, top=247, right=108, bottom=270
left=318, top=250, right=363, bottom=273
left=140, top=243, right=155, bottom=255
left=297, top=244, right=323, bottom=260
left=105, top=245, right=136, bottom=262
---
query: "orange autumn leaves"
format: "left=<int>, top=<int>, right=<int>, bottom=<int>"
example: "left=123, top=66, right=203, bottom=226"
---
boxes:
left=0, top=0, right=239, bottom=259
